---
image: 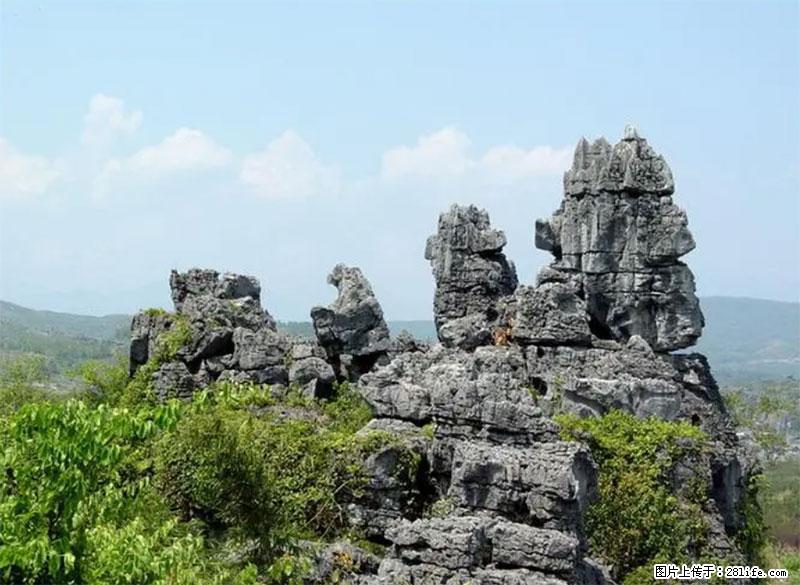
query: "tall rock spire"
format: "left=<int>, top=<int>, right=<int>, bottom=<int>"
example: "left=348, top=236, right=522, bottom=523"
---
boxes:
left=535, top=129, right=703, bottom=351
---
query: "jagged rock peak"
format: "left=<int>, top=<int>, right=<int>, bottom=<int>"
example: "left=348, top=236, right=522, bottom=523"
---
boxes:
left=311, top=264, right=391, bottom=359
left=170, top=268, right=259, bottom=309
left=425, top=204, right=518, bottom=350
left=564, top=124, right=674, bottom=197
left=169, top=268, right=276, bottom=331
left=536, top=129, right=703, bottom=351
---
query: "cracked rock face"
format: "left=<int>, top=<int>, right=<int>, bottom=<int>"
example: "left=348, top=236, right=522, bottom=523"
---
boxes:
left=425, top=205, right=518, bottom=350
left=311, top=264, right=391, bottom=379
left=535, top=129, right=703, bottom=351
left=131, top=268, right=332, bottom=396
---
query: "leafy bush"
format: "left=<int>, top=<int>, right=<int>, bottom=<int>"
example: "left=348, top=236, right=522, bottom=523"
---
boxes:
left=155, top=381, right=377, bottom=565
left=0, top=398, right=182, bottom=582
left=556, top=411, right=710, bottom=583
left=70, top=353, right=130, bottom=404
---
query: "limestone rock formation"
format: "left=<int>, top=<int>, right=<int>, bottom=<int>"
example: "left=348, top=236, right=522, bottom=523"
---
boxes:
left=126, top=128, right=756, bottom=585
left=131, top=269, right=304, bottom=394
left=425, top=205, right=518, bottom=350
left=535, top=127, right=703, bottom=351
left=311, top=264, right=391, bottom=379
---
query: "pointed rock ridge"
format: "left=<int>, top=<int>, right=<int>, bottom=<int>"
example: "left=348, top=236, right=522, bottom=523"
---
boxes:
left=311, top=264, right=391, bottom=379
left=425, top=204, right=518, bottom=350
left=535, top=127, right=703, bottom=351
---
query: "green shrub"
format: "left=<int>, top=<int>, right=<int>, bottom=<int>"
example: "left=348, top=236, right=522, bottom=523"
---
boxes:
left=117, top=315, right=194, bottom=407
left=151, top=315, right=192, bottom=365
left=556, top=411, right=710, bottom=582
left=0, top=398, right=182, bottom=583
left=761, top=456, right=800, bottom=549
left=0, top=354, right=51, bottom=415
left=70, top=353, right=130, bottom=404
left=155, top=381, right=377, bottom=566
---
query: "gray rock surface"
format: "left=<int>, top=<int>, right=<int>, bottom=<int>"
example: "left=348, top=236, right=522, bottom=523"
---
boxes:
left=425, top=205, right=518, bottom=350
left=129, top=268, right=332, bottom=397
left=311, top=264, right=391, bottom=380
left=507, top=282, right=591, bottom=346
left=370, top=516, right=606, bottom=585
left=151, top=361, right=196, bottom=401
left=535, top=129, right=703, bottom=351
left=312, top=264, right=390, bottom=357
left=129, top=310, right=172, bottom=376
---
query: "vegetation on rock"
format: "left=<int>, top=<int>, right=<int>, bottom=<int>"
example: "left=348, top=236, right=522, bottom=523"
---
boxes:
left=556, top=410, right=764, bottom=584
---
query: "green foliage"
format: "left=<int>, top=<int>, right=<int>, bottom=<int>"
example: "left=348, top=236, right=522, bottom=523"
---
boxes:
left=0, top=354, right=50, bottom=415
left=0, top=297, right=425, bottom=581
left=724, top=383, right=800, bottom=462
left=151, top=315, right=193, bottom=365
left=155, top=381, right=377, bottom=567
left=556, top=410, right=710, bottom=582
left=760, top=456, right=800, bottom=548
left=70, top=353, right=130, bottom=404
left=321, top=382, right=374, bottom=434
left=427, top=497, right=457, bottom=519
left=0, top=331, right=381, bottom=583
left=735, top=473, right=767, bottom=564
left=0, top=398, right=184, bottom=583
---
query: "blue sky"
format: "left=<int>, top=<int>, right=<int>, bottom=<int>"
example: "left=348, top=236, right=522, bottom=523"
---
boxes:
left=0, top=0, right=797, bottom=319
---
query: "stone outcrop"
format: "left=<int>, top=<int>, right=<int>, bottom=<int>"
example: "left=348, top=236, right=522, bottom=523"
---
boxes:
left=425, top=205, right=518, bottom=350
left=535, top=126, right=703, bottom=351
left=312, top=264, right=392, bottom=380
left=128, top=128, right=756, bottom=585
left=131, top=269, right=315, bottom=398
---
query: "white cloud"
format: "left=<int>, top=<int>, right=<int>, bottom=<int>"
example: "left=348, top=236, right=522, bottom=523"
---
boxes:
left=480, top=144, right=572, bottom=183
left=240, top=130, right=340, bottom=199
left=381, top=127, right=473, bottom=179
left=95, top=128, right=233, bottom=195
left=81, top=94, right=143, bottom=146
left=0, top=138, right=61, bottom=199
left=381, top=127, right=571, bottom=184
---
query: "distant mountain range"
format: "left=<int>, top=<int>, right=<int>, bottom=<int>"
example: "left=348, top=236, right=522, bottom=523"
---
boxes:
left=1, top=297, right=797, bottom=385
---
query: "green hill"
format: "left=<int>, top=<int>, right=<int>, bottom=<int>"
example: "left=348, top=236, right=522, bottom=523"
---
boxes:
left=0, top=301, right=130, bottom=375
left=694, top=296, right=799, bottom=384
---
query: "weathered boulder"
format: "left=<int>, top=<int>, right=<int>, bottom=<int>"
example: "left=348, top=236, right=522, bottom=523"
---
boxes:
left=129, top=269, right=337, bottom=397
left=347, top=419, right=433, bottom=539
left=425, top=205, right=518, bottom=350
left=151, top=361, right=196, bottom=401
left=535, top=128, right=703, bottom=351
left=507, top=282, right=591, bottom=346
left=525, top=341, right=730, bottom=429
left=359, top=345, right=556, bottom=442
left=371, top=516, right=610, bottom=585
left=288, top=356, right=335, bottom=398
left=129, top=310, right=173, bottom=375
left=170, top=268, right=276, bottom=331
left=446, top=441, right=595, bottom=532
left=311, top=264, right=391, bottom=379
